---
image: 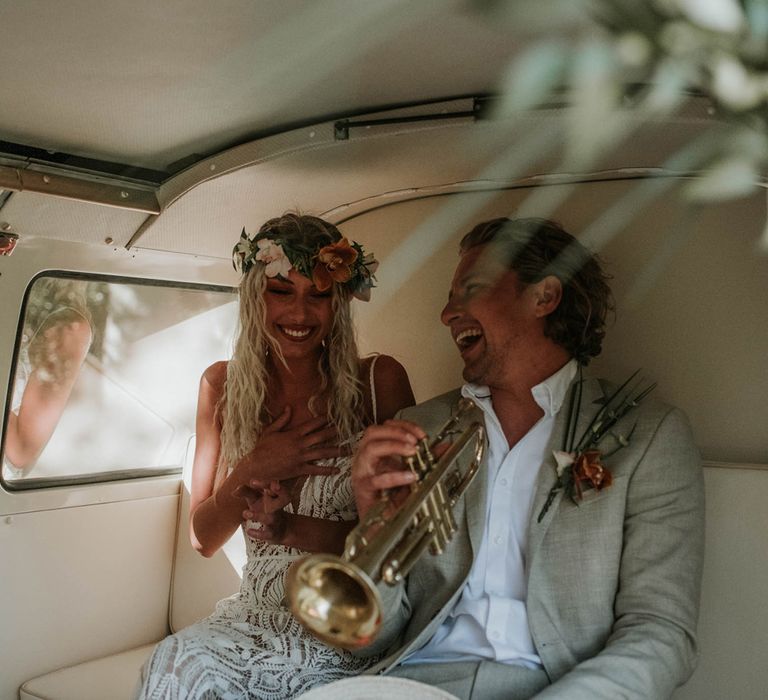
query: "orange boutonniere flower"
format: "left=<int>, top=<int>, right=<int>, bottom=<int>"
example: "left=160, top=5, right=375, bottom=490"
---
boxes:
left=537, top=368, right=656, bottom=522
left=312, top=238, right=359, bottom=291
left=572, top=450, right=613, bottom=499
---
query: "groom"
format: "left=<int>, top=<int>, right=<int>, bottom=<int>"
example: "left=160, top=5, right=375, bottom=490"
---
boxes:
left=350, top=217, right=704, bottom=699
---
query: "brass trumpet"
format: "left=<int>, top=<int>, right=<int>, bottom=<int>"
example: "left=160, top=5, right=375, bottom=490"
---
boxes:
left=285, top=398, right=485, bottom=650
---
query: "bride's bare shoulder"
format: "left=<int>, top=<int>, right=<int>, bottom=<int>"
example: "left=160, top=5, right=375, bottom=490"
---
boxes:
left=201, top=361, right=228, bottom=395
left=362, top=354, right=415, bottom=423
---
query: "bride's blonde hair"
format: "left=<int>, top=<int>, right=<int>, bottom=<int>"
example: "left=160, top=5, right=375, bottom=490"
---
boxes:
left=215, top=214, right=363, bottom=487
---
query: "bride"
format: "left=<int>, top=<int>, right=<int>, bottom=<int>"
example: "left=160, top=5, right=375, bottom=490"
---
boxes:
left=136, top=213, right=414, bottom=699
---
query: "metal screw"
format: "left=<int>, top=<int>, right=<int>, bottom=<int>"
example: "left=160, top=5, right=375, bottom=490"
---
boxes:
left=42, top=175, right=51, bottom=184
left=209, top=163, right=217, bottom=171
left=120, top=191, right=129, bottom=199
left=104, top=236, right=114, bottom=244
left=0, top=222, right=10, bottom=231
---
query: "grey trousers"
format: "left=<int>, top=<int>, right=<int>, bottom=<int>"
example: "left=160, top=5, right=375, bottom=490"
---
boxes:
left=389, top=661, right=550, bottom=700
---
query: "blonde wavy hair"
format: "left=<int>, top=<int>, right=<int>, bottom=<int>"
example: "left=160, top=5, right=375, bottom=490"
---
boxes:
left=215, top=214, right=363, bottom=487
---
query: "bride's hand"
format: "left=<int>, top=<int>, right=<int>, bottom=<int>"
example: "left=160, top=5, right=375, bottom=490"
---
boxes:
left=238, top=480, right=292, bottom=544
left=235, top=479, right=291, bottom=512
left=236, top=406, right=342, bottom=483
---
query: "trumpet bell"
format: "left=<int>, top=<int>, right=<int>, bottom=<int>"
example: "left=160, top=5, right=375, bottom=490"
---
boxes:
left=285, top=554, right=383, bottom=650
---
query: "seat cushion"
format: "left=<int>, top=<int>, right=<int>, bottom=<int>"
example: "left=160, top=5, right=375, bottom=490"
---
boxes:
left=20, top=643, right=157, bottom=700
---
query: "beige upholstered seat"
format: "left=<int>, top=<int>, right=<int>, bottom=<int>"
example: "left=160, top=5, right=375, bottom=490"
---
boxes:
left=17, top=438, right=244, bottom=700
left=19, top=644, right=157, bottom=700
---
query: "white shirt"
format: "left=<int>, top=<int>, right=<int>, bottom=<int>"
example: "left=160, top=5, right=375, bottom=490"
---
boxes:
left=403, top=360, right=577, bottom=668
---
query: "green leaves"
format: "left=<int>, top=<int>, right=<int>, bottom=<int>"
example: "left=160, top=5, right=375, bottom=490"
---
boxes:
left=493, top=41, right=569, bottom=116
left=687, top=157, right=761, bottom=201
left=474, top=0, right=768, bottom=207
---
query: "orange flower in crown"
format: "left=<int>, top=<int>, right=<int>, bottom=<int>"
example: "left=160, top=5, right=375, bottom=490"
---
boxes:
left=312, top=238, right=359, bottom=291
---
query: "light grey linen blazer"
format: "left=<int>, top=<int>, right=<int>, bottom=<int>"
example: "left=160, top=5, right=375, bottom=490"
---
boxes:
left=358, top=376, right=705, bottom=699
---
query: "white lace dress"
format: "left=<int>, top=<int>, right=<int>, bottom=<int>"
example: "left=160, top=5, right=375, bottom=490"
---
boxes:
left=136, top=454, right=378, bottom=700
left=137, top=359, right=383, bottom=699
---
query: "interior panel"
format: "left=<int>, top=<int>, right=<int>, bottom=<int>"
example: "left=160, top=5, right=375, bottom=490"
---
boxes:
left=0, top=494, right=178, bottom=697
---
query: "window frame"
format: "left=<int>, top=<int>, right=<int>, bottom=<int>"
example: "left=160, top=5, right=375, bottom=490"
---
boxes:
left=1, top=269, right=236, bottom=492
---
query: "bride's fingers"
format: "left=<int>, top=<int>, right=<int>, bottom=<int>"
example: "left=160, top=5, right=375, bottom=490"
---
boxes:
left=296, top=415, right=335, bottom=437
left=262, top=405, right=291, bottom=434
left=234, top=481, right=268, bottom=499
left=262, top=491, right=292, bottom=513
left=300, top=425, right=339, bottom=448
left=246, top=524, right=273, bottom=540
left=235, top=488, right=265, bottom=513
left=245, top=509, right=283, bottom=540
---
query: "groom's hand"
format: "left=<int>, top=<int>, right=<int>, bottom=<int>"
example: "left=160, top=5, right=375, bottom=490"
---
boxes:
left=350, top=419, right=426, bottom=520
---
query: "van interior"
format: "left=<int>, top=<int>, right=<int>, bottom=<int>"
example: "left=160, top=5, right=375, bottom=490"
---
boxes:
left=1, top=2, right=766, bottom=699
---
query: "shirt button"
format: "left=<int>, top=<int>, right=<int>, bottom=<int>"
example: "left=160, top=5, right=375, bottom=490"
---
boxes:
left=494, top=535, right=503, bottom=545
left=500, top=478, right=508, bottom=487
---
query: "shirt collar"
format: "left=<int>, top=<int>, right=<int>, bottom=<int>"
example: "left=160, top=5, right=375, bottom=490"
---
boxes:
left=461, top=359, right=578, bottom=418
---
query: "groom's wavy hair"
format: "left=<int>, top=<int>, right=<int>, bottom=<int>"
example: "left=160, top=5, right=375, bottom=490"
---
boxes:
left=460, top=217, right=614, bottom=365
left=216, top=213, right=363, bottom=488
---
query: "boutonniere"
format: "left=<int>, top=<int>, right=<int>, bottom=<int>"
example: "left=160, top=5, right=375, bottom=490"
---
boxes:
left=537, top=368, right=656, bottom=522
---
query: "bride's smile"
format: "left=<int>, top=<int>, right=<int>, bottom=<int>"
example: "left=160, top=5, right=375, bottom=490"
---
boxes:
left=279, top=325, right=312, bottom=339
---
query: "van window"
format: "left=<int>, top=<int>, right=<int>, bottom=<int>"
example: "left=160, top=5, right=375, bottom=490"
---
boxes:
left=2, top=274, right=237, bottom=489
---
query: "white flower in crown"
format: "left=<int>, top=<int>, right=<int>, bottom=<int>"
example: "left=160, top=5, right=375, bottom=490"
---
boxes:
left=255, top=238, right=293, bottom=278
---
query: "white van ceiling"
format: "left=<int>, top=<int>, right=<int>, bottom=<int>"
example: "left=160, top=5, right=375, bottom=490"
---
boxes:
left=0, top=1, right=731, bottom=260
left=0, top=0, right=531, bottom=173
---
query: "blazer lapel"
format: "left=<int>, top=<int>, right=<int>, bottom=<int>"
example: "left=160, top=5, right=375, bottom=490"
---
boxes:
left=527, top=375, right=606, bottom=560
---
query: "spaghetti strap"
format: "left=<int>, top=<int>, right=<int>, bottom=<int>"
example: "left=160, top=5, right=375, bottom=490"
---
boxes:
left=368, top=354, right=380, bottom=424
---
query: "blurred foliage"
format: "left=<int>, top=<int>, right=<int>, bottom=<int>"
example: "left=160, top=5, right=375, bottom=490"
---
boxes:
left=470, top=0, right=768, bottom=204
left=596, top=0, right=768, bottom=199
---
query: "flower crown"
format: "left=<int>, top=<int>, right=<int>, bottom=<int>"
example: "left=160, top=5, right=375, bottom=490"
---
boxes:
left=232, top=228, right=379, bottom=302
